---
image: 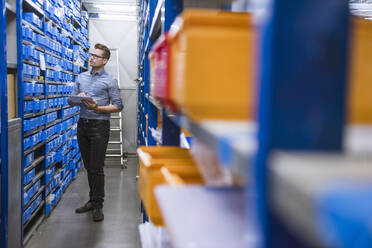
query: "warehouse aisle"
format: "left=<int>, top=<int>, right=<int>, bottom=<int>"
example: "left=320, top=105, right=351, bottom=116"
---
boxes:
left=26, top=157, right=141, bottom=248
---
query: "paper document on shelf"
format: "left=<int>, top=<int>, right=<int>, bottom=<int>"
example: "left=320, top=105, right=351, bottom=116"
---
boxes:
left=40, top=55, right=46, bottom=71
left=68, top=95, right=95, bottom=104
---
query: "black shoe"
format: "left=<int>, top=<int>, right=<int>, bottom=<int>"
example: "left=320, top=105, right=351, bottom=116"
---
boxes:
left=75, top=201, right=93, bottom=214
left=92, top=208, right=104, bottom=222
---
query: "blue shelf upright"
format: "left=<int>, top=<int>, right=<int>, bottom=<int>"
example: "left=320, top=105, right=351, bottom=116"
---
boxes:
left=255, top=0, right=351, bottom=247
left=160, top=0, right=182, bottom=146
left=1, top=0, right=9, bottom=246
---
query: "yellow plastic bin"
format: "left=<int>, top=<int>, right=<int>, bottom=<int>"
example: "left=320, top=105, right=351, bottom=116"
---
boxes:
left=137, top=146, right=197, bottom=225
left=168, top=10, right=256, bottom=121
left=348, top=17, right=372, bottom=123
left=160, top=165, right=204, bottom=186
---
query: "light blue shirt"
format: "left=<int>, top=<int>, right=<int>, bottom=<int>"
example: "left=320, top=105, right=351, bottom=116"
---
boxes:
left=69, top=69, right=123, bottom=120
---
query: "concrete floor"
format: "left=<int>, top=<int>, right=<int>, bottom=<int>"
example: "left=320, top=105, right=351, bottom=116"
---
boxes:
left=26, top=157, right=141, bottom=248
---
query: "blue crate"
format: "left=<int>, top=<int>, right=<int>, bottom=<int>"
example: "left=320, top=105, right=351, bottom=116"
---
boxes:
left=33, top=194, right=42, bottom=212
left=22, top=26, right=33, bottom=41
left=24, top=137, right=32, bottom=150
left=23, top=119, right=31, bottom=132
left=23, top=44, right=30, bottom=60
left=47, top=99, right=54, bottom=108
left=45, top=201, right=52, bottom=215
left=23, top=12, right=42, bottom=29
left=31, top=99, right=39, bottom=113
left=55, top=123, right=62, bottom=134
left=46, top=152, right=55, bottom=166
left=34, top=180, right=41, bottom=193
left=33, top=83, right=43, bottom=95
left=41, top=130, right=46, bottom=142
left=25, top=152, right=34, bottom=168
left=24, top=101, right=32, bottom=113
left=44, top=0, right=54, bottom=17
left=39, top=114, right=46, bottom=126
left=24, top=206, right=32, bottom=223
left=54, top=98, right=59, bottom=107
left=45, top=166, right=55, bottom=184
left=24, top=168, right=35, bottom=185
left=29, top=47, right=35, bottom=60
left=23, top=64, right=32, bottom=77
left=31, top=134, right=38, bottom=147
left=29, top=117, right=37, bottom=130
left=24, top=190, right=30, bottom=205
left=26, top=188, right=34, bottom=203
left=40, top=99, right=47, bottom=111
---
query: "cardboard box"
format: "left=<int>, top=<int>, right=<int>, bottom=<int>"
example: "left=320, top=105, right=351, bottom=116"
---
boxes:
left=7, top=73, right=16, bottom=119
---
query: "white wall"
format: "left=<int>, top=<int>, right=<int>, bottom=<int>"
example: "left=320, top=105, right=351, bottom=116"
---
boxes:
left=89, top=18, right=138, bottom=154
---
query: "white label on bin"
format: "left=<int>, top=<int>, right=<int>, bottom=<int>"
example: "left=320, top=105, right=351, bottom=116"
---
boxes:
left=40, top=54, right=46, bottom=71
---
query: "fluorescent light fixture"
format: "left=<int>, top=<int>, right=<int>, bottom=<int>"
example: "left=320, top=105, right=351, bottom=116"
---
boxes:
left=92, top=4, right=137, bottom=13
left=97, top=13, right=137, bottom=21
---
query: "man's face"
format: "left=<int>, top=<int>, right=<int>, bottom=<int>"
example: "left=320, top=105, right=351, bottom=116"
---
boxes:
left=89, top=48, right=108, bottom=68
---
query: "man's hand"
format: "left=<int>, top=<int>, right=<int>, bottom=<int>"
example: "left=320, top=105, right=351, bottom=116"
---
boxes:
left=82, top=98, right=98, bottom=111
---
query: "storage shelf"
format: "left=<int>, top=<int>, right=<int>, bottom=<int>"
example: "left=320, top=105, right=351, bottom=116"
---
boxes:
left=45, top=133, right=60, bottom=144
left=45, top=65, right=63, bottom=71
left=45, top=119, right=61, bottom=129
left=60, top=123, right=77, bottom=135
left=45, top=80, right=62, bottom=85
left=23, top=59, right=40, bottom=67
left=45, top=107, right=62, bottom=113
left=44, top=14, right=64, bottom=31
left=24, top=126, right=45, bottom=138
left=24, top=141, right=45, bottom=155
left=155, top=186, right=258, bottom=248
left=24, top=156, right=45, bottom=174
left=24, top=111, right=44, bottom=119
left=23, top=76, right=43, bottom=83
left=23, top=0, right=44, bottom=16
left=24, top=95, right=45, bottom=100
left=62, top=112, right=79, bottom=121
left=23, top=200, right=45, bottom=229
left=46, top=161, right=58, bottom=170
left=166, top=111, right=257, bottom=183
left=23, top=213, right=44, bottom=245
left=24, top=185, right=45, bottom=211
left=45, top=169, right=61, bottom=196
left=21, top=20, right=44, bottom=35
left=44, top=49, right=62, bottom=59
left=61, top=70, right=73, bottom=74
left=24, top=170, right=45, bottom=192
left=269, top=152, right=372, bottom=248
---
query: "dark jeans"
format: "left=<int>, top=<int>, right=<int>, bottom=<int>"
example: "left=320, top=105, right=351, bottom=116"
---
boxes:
left=77, top=118, right=110, bottom=208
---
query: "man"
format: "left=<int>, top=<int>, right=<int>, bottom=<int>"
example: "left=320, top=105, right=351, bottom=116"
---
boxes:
left=68, top=43, right=123, bottom=222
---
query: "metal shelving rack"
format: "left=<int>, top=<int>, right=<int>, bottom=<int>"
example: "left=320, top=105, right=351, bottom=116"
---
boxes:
left=135, top=0, right=369, bottom=247
left=1, top=0, right=9, bottom=247
left=137, top=0, right=182, bottom=149
left=14, top=0, right=89, bottom=246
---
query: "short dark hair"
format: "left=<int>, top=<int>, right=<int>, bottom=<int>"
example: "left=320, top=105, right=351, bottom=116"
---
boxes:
left=95, top=43, right=110, bottom=60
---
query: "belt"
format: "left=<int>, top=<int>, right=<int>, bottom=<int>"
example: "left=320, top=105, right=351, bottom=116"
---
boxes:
left=79, top=118, right=109, bottom=124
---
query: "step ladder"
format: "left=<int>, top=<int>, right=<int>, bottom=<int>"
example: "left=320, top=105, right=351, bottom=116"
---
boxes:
left=105, top=48, right=128, bottom=169
left=107, top=112, right=128, bottom=169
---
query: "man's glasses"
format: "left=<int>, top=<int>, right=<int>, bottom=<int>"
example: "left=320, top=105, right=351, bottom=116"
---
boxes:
left=89, top=53, right=105, bottom=59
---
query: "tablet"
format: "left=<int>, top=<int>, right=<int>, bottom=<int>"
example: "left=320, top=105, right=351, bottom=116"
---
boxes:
left=68, top=95, right=95, bottom=104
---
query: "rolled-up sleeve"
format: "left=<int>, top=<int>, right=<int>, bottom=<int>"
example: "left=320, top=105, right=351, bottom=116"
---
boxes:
left=109, top=79, right=123, bottom=111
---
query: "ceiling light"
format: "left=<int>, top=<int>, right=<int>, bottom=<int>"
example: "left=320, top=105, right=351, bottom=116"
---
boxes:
left=92, top=4, right=137, bottom=13
left=96, top=14, right=137, bottom=21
